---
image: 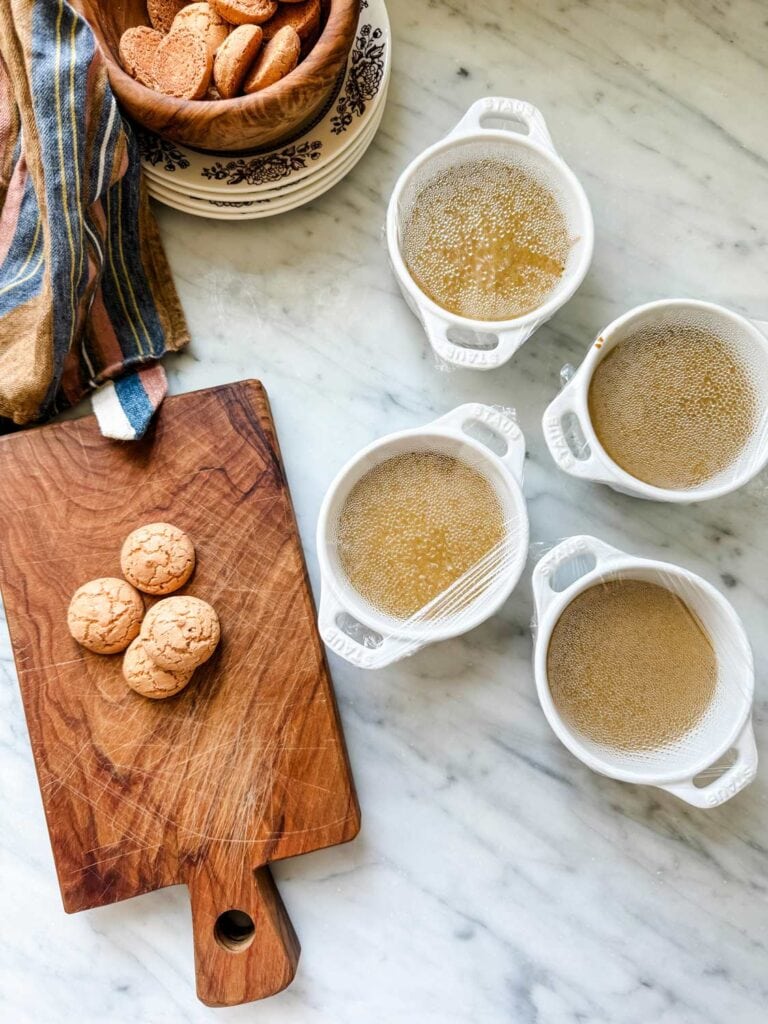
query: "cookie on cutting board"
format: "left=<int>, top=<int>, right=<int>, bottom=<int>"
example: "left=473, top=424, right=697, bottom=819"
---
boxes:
left=141, top=595, right=220, bottom=672
left=123, top=637, right=194, bottom=699
left=120, top=522, right=196, bottom=596
left=67, top=577, right=145, bottom=655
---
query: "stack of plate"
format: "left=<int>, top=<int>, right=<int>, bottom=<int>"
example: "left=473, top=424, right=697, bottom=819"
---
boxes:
left=139, top=0, right=390, bottom=221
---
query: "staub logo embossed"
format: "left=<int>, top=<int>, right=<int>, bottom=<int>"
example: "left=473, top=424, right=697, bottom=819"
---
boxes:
left=543, top=414, right=575, bottom=469
left=539, top=536, right=588, bottom=581
left=705, top=765, right=757, bottom=807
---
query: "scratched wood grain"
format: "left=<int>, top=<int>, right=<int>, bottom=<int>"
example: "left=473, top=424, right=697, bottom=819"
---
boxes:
left=0, top=381, right=360, bottom=1007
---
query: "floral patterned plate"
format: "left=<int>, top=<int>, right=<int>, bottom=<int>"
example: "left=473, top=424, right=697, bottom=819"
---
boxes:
left=146, top=93, right=385, bottom=219
left=147, top=72, right=386, bottom=202
left=139, top=0, right=390, bottom=197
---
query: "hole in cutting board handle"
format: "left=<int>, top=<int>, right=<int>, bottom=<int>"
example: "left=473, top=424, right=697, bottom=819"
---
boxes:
left=215, top=909, right=256, bottom=953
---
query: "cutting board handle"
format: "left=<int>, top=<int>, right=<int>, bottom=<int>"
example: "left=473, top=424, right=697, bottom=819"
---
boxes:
left=187, top=859, right=300, bottom=1007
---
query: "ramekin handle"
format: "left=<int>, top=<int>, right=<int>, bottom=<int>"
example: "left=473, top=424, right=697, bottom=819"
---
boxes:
left=541, top=382, right=615, bottom=484
left=430, top=403, right=526, bottom=483
left=531, top=535, right=624, bottom=619
left=659, top=720, right=758, bottom=808
left=424, top=310, right=533, bottom=370
left=318, top=585, right=417, bottom=670
left=448, top=97, right=556, bottom=155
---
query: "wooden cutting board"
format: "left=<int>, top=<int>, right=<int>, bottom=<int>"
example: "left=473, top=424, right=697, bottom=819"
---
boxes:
left=0, top=381, right=360, bottom=1007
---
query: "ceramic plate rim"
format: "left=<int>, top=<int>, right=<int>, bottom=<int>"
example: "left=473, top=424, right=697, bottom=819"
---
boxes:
left=146, top=108, right=381, bottom=219
left=144, top=83, right=386, bottom=202
left=147, top=128, right=375, bottom=218
left=138, top=0, right=391, bottom=196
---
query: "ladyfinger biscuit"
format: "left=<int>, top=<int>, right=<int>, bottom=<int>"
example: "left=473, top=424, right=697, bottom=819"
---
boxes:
left=213, top=24, right=264, bottom=98
left=211, top=0, right=277, bottom=26
left=119, top=26, right=163, bottom=88
left=262, top=0, right=320, bottom=43
left=152, top=27, right=213, bottom=99
left=242, top=25, right=300, bottom=93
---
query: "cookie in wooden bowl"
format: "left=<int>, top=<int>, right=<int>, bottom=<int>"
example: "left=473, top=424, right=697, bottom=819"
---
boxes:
left=243, top=24, right=300, bottom=93
left=214, top=23, right=264, bottom=98
left=210, top=0, right=277, bottom=26
left=72, top=0, right=361, bottom=152
left=262, top=0, right=321, bottom=44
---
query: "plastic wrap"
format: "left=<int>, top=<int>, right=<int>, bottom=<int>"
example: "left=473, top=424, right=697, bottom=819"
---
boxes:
left=543, top=300, right=768, bottom=502
left=385, top=96, right=594, bottom=373
left=530, top=535, right=758, bottom=808
left=317, top=404, right=529, bottom=669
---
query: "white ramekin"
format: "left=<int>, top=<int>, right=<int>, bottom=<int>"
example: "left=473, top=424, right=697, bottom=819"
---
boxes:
left=542, top=299, right=768, bottom=502
left=386, top=97, right=594, bottom=371
left=531, top=535, right=757, bottom=808
left=317, top=404, right=530, bottom=668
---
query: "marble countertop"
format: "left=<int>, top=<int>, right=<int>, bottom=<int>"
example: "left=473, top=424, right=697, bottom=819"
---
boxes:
left=2, top=1, right=768, bottom=1021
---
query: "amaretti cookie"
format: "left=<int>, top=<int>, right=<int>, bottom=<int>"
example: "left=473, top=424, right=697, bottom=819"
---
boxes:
left=262, top=0, right=320, bottom=43
left=141, top=595, right=220, bottom=672
left=120, top=522, right=196, bottom=596
left=152, top=27, right=213, bottom=98
left=211, top=0, right=277, bottom=26
left=68, top=577, right=144, bottom=655
left=119, top=26, right=163, bottom=87
left=147, top=0, right=189, bottom=34
left=243, top=25, right=300, bottom=93
left=214, top=24, right=264, bottom=98
left=172, top=2, right=230, bottom=57
left=123, top=637, right=194, bottom=699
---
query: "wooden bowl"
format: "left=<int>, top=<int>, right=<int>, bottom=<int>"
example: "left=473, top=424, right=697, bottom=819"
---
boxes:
left=74, top=0, right=360, bottom=152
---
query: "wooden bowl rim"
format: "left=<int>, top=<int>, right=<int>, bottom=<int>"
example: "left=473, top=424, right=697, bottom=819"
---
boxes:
left=94, top=0, right=360, bottom=118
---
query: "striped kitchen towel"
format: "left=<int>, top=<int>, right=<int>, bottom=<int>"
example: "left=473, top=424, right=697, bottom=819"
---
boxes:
left=0, top=0, right=189, bottom=440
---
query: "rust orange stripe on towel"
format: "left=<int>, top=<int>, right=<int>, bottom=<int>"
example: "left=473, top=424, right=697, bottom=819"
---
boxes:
left=0, top=0, right=189, bottom=436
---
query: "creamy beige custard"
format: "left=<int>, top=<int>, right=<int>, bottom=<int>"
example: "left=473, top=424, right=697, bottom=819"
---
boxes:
left=336, top=452, right=506, bottom=620
left=588, top=322, right=758, bottom=489
left=401, top=157, right=571, bottom=321
left=547, top=579, right=717, bottom=752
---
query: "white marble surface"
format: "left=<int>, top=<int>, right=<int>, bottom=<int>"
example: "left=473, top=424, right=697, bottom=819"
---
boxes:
left=3, top=1, right=768, bottom=1021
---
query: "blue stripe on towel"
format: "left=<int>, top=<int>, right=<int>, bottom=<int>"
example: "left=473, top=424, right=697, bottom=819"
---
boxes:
left=113, top=372, right=154, bottom=435
left=30, top=0, right=96, bottom=410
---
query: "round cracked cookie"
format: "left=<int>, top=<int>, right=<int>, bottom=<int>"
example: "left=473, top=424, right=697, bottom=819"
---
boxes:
left=68, top=577, right=144, bottom=655
left=243, top=25, right=300, bottom=93
left=123, top=637, right=194, bottom=700
left=141, top=596, right=220, bottom=672
left=120, top=522, right=196, bottom=596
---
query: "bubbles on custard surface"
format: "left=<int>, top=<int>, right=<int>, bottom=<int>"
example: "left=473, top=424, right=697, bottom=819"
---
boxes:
left=547, top=579, right=717, bottom=754
left=335, top=452, right=507, bottom=620
left=588, top=319, right=760, bottom=490
left=400, top=157, right=572, bottom=321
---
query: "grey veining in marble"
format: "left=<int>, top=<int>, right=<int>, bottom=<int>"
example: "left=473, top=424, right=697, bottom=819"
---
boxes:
left=2, top=1, right=768, bottom=1021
